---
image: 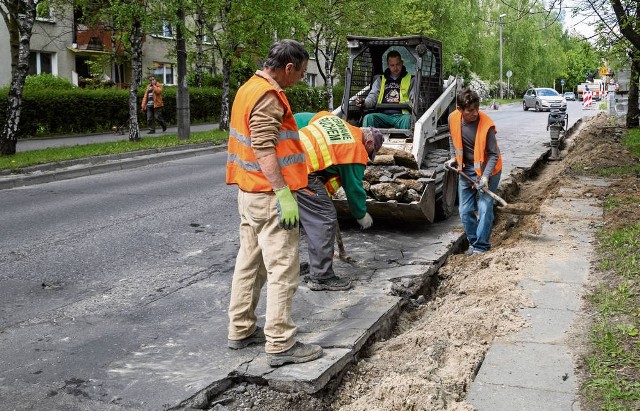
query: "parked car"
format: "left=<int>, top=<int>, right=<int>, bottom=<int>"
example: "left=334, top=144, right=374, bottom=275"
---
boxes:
left=563, top=91, right=576, bottom=101
left=523, top=88, right=567, bottom=112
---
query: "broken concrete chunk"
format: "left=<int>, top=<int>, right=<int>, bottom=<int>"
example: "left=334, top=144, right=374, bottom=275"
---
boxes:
left=370, top=182, right=407, bottom=201
left=372, top=154, right=395, bottom=165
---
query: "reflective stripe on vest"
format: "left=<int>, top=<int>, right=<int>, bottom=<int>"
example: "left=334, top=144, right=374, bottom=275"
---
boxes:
left=226, top=75, right=307, bottom=192
left=325, top=175, right=342, bottom=196
left=448, top=110, right=502, bottom=177
left=377, top=75, right=411, bottom=113
left=298, top=111, right=369, bottom=174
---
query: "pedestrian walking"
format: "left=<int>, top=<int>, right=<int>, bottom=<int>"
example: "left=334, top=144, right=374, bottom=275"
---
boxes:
left=141, top=75, right=167, bottom=136
left=225, top=39, right=323, bottom=367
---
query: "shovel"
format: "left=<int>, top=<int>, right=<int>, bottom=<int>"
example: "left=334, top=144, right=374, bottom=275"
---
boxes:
left=445, top=164, right=538, bottom=216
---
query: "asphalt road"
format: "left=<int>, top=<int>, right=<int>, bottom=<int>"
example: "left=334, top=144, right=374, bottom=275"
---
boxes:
left=0, top=100, right=600, bottom=410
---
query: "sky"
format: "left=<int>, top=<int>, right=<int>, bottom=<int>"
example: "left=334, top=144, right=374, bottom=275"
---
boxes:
left=560, top=0, right=597, bottom=39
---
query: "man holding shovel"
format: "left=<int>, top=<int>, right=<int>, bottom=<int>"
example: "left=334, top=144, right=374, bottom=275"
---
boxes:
left=446, top=88, right=502, bottom=255
left=294, top=111, right=383, bottom=291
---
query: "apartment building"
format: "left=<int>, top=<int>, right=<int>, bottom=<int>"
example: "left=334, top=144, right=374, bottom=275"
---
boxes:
left=0, top=5, right=326, bottom=89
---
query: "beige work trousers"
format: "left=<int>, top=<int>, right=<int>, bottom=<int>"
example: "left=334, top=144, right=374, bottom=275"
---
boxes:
left=227, top=190, right=300, bottom=354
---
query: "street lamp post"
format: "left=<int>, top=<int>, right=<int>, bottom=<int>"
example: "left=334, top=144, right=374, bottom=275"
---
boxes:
left=499, top=13, right=506, bottom=99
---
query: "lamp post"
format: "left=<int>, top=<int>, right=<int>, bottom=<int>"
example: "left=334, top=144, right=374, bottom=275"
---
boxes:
left=499, top=13, right=506, bottom=99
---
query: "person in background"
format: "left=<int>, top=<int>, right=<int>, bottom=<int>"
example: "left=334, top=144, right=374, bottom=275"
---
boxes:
left=446, top=88, right=502, bottom=255
left=225, top=39, right=323, bottom=368
left=355, top=50, right=415, bottom=130
left=141, top=76, right=167, bottom=135
left=294, top=111, right=383, bottom=291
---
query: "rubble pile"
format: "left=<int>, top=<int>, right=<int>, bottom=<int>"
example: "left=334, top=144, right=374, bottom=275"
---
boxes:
left=341, top=146, right=436, bottom=204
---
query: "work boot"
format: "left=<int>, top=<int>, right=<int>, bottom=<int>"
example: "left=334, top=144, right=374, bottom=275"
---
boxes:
left=227, top=326, right=266, bottom=350
left=161, top=123, right=167, bottom=132
left=307, top=275, right=352, bottom=291
left=268, top=341, right=323, bottom=367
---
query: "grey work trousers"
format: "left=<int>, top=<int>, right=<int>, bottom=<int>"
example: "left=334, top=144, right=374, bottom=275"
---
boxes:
left=297, top=175, right=337, bottom=281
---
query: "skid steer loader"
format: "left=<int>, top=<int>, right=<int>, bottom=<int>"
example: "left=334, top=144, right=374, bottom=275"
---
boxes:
left=332, top=35, right=462, bottom=223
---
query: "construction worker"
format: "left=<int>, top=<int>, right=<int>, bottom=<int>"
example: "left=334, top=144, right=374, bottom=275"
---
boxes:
left=446, top=88, right=502, bottom=255
left=294, top=111, right=383, bottom=291
left=225, top=40, right=323, bottom=367
left=355, top=50, right=415, bottom=129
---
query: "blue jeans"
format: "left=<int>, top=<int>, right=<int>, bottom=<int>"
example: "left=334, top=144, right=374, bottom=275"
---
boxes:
left=458, top=169, right=501, bottom=252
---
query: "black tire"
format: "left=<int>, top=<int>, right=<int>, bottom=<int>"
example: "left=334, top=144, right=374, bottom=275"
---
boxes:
left=535, top=102, right=541, bottom=112
left=523, top=101, right=528, bottom=111
left=424, top=149, right=458, bottom=221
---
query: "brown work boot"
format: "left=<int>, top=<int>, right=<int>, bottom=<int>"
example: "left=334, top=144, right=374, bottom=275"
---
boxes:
left=307, top=275, right=352, bottom=291
left=267, top=341, right=323, bottom=367
left=227, top=326, right=266, bottom=350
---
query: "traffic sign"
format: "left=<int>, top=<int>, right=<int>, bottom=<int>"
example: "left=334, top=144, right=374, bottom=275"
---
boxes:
left=560, top=79, right=565, bottom=85
left=506, top=70, right=512, bottom=78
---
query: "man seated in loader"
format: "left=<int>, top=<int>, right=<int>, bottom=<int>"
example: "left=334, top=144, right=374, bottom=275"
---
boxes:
left=355, top=50, right=415, bottom=130
left=294, top=111, right=383, bottom=291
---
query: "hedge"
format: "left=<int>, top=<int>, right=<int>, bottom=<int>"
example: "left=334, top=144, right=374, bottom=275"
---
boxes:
left=0, top=84, right=337, bottom=138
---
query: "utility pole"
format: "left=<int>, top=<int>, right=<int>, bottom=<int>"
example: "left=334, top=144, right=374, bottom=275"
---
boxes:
left=499, top=14, right=506, bottom=100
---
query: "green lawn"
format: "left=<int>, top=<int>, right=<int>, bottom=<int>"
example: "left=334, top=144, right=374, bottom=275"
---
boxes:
left=0, top=130, right=228, bottom=172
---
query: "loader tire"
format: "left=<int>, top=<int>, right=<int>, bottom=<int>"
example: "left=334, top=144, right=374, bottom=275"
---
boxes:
left=424, top=149, right=458, bottom=221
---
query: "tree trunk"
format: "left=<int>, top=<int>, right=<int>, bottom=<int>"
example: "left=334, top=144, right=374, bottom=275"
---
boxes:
left=1, top=2, right=36, bottom=156
left=176, top=5, right=190, bottom=140
left=127, top=18, right=143, bottom=142
left=194, top=11, right=205, bottom=88
left=219, top=53, right=231, bottom=131
left=626, top=55, right=640, bottom=129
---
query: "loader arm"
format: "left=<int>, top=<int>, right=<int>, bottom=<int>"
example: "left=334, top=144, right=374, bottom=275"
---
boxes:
left=412, top=76, right=463, bottom=168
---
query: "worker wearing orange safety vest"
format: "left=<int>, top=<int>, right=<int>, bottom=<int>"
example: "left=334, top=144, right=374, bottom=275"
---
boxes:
left=447, top=88, right=503, bottom=255
left=294, top=111, right=383, bottom=291
left=225, top=40, right=323, bottom=368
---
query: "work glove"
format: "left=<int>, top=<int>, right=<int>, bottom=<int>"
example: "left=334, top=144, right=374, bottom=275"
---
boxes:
left=274, top=186, right=299, bottom=230
left=357, top=212, right=373, bottom=230
left=444, top=158, right=458, bottom=170
left=476, top=176, right=489, bottom=191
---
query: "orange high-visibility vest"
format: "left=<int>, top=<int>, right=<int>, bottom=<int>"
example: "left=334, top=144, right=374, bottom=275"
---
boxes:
left=449, top=110, right=502, bottom=177
left=226, top=75, right=307, bottom=192
left=298, top=111, right=369, bottom=194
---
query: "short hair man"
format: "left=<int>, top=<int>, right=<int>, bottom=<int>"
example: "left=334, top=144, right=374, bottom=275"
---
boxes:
left=226, top=39, right=323, bottom=367
left=141, top=76, right=167, bottom=136
left=356, top=50, right=415, bottom=129
left=446, top=88, right=503, bottom=255
left=294, top=111, right=383, bottom=291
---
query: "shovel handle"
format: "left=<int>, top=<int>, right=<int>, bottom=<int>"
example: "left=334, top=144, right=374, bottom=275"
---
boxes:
left=445, top=164, right=508, bottom=207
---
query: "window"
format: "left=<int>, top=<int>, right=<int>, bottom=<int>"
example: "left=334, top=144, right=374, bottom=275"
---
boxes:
left=153, top=62, right=174, bottom=85
left=35, top=0, right=53, bottom=21
left=29, top=52, right=57, bottom=75
left=306, top=73, right=317, bottom=87
left=153, top=21, right=173, bottom=38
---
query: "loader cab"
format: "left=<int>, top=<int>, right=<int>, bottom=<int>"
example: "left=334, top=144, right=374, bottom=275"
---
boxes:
left=339, top=35, right=444, bottom=138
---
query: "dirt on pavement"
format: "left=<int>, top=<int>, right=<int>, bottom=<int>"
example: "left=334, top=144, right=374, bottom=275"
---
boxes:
left=207, top=113, right=640, bottom=411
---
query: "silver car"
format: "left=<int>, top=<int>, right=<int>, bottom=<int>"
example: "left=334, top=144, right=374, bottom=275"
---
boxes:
left=523, top=88, right=567, bottom=112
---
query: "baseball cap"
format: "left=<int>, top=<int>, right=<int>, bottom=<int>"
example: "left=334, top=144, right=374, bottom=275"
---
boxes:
left=361, top=127, right=384, bottom=161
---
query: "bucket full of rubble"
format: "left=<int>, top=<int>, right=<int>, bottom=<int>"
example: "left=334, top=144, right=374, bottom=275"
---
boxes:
left=332, top=146, right=457, bottom=223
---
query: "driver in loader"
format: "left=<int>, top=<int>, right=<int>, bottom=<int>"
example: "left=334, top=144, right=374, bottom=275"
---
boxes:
left=355, top=50, right=415, bottom=129
left=294, top=111, right=383, bottom=291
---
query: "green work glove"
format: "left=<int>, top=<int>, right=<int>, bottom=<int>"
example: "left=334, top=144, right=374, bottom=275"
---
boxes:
left=274, top=186, right=299, bottom=230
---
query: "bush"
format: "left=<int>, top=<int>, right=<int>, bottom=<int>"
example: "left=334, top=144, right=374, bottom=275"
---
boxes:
left=24, top=73, right=76, bottom=90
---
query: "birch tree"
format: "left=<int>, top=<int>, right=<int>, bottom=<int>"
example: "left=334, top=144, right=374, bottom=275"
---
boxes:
left=0, top=0, right=37, bottom=155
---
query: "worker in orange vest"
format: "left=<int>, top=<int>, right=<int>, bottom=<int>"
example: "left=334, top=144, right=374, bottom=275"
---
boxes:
left=447, top=88, right=503, bottom=255
left=294, top=111, right=383, bottom=291
left=225, top=40, right=322, bottom=367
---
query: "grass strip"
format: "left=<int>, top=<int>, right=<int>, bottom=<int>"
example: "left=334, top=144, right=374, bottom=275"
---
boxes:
left=0, top=130, right=228, bottom=172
